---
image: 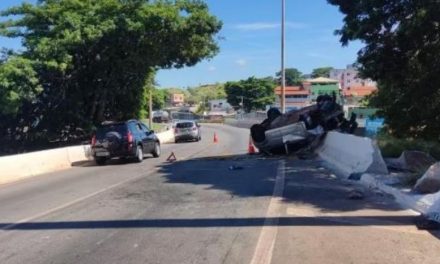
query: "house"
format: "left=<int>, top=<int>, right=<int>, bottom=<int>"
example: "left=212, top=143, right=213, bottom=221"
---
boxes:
left=274, top=86, right=311, bottom=109
left=307, top=77, right=341, bottom=100
left=170, top=93, right=184, bottom=106
left=330, top=65, right=376, bottom=90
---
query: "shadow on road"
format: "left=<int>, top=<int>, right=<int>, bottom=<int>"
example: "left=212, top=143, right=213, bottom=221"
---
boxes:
left=0, top=215, right=419, bottom=231
left=71, top=157, right=154, bottom=167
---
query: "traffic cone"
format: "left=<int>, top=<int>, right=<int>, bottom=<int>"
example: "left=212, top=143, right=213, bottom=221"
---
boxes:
left=248, top=136, right=257, bottom=155
left=213, top=132, right=219, bottom=143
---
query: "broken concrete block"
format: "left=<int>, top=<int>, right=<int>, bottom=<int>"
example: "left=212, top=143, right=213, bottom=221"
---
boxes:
left=386, top=151, right=436, bottom=172
left=414, top=162, right=440, bottom=194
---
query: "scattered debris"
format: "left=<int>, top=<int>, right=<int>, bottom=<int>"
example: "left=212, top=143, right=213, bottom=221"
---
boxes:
left=228, top=165, right=244, bottom=171
left=347, top=189, right=365, bottom=200
left=414, top=162, right=440, bottom=194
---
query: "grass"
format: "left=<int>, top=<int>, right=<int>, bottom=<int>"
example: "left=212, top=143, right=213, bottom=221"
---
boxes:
left=377, top=133, right=440, bottom=160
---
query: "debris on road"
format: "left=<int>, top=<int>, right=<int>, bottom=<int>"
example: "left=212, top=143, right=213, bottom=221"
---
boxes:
left=228, top=165, right=244, bottom=171
left=250, top=94, right=357, bottom=155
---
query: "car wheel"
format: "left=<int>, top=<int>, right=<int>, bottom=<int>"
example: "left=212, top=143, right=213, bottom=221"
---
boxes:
left=135, top=145, right=143, bottom=163
left=152, top=142, right=161, bottom=158
left=95, top=157, right=107, bottom=166
left=175, top=139, right=179, bottom=144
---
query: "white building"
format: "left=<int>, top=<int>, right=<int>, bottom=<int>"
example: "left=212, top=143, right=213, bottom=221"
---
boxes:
left=330, top=65, right=376, bottom=90
left=208, top=99, right=231, bottom=111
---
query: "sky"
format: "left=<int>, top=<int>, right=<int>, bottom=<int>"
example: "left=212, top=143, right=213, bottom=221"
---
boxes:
left=0, top=0, right=364, bottom=88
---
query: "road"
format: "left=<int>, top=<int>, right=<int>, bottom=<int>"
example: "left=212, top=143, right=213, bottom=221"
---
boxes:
left=1, top=124, right=440, bottom=264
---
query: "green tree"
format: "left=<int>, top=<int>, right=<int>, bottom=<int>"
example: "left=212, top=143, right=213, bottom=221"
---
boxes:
left=328, top=0, right=440, bottom=139
left=187, top=83, right=225, bottom=106
left=276, top=68, right=303, bottom=86
left=225, top=77, right=275, bottom=112
left=311, top=67, right=334, bottom=78
left=0, top=0, right=222, bottom=149
left=152, top=89, right=167, bottom=110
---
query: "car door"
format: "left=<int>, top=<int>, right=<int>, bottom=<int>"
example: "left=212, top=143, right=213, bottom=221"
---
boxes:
left=140, top=123, right=154, bottom=152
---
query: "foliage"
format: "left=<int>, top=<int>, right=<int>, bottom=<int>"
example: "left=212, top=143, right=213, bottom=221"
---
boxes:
left=224, top=77, right=275, bottom=112
left=329, top=0, right=440, bottom=140
left=377, top=132, right=440, bottom=160
left=187, top=83, right=225, bottom=105
left=152, top=89, right=167, bottom=110
left=276, top=68, right=303, bottom=86
left=0, top=0, right=222, bottom=153
left=311, top=67, right=333, bottom=78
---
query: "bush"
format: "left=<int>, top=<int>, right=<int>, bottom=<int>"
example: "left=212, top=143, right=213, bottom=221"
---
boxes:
left=377, top=132, right=440, bottom=160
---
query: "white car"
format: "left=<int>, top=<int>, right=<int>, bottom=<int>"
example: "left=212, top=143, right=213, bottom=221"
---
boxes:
left=174, top=121, right=202, bottom=143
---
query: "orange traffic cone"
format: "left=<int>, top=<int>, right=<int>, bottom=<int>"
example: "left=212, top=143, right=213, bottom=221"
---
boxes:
left=213, top=132, right=219, bottom=143
left=248, top=136, right=257, bottom=154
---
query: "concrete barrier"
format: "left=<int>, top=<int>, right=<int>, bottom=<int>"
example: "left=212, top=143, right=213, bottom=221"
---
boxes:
left=318, top=132, right=388, bottom=178
left=156, top=130, right=175, bottom=144
left=0, top=145, right=93, bottom=185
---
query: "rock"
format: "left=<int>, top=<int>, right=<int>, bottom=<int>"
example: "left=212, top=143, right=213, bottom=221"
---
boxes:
left=385, top=151, right=436, bottom=172
left=414, top=162, right=440, bottom=194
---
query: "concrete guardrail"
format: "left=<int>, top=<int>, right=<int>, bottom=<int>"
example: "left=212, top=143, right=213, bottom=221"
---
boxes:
left=318, top=131, right=389, bottom=178
left=0, top=130, right=174, bottom=185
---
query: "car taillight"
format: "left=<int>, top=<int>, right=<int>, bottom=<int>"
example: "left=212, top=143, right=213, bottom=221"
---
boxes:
left=127, top=132, right=133, bottom=143
left=192, top=127, right=197, bottom=131
left=91, top=135, right=96, bottom=146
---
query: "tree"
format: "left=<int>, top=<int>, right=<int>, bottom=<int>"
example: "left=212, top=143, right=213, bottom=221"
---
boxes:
left=152, top=89, right=167, bottom=110
left=328, top=0, right=440, bottom=140
left=225, top=77, right=275, bottom=112
left=276, top=68, right=303, bottom=86
left=0, top=0, right=222, bottom=150
left=311, top=67, right=334, bottom=78
left=187, top=83, right=225, bottom=106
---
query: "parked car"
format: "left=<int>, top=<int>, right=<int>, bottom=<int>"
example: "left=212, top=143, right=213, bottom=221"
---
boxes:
left=174, top=121, right=201, bottom=143
left=91, top=120, right=161, bottom=165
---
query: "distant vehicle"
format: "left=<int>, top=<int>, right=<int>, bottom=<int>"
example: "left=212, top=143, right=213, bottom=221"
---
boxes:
left=91, top=120, right=161, bottom=165
left=174, top=121, right=201, bottom=143
left=153, top=110, right=170, bottom=123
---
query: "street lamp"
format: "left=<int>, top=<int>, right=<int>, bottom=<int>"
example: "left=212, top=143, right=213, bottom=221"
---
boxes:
left=281, top=0, right=286, bottom=114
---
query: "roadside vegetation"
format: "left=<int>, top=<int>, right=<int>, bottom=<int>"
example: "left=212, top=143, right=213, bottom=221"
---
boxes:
left=0, top=0, right=222, bottom=155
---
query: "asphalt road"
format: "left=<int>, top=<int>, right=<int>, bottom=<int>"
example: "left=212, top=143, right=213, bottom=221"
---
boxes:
left=1, top=124, right=440, bottom=264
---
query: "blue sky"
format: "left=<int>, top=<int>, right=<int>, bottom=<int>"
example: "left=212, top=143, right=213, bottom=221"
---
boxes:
left=0, top=0, right=363, bottom=88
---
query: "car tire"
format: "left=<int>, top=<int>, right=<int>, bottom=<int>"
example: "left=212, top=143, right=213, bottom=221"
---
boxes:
left=152, top=142, right=161, bottom=158
left=175, top=139, right=179, bottom=144
left=95, top=158, right=107, bottom=166
left=135, top=145, right=143, bottom=163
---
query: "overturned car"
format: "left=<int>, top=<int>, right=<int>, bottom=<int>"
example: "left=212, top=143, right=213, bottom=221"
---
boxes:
left=250, top=94, right=357, bottom=154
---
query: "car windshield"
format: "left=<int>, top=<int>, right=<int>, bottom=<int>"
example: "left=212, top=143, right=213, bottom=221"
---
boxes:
left=96, top=124, right=127, bottom=138
left=176, top=122, right=194, bottom=128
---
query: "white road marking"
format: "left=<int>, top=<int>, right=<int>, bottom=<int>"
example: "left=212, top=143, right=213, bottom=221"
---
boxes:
left=250, top=160, right=285, bottom=264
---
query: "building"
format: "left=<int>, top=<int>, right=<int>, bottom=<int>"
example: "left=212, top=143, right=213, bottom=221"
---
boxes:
left=170, top=93, right=184, bottom=107
left=330, top=65, right=376, bottom=90
left=274, top=86, right=311, bottom=110
left=307, top=77, right=340, bottom=101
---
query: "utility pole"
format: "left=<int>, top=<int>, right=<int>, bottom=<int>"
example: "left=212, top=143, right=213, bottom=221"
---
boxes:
left=149, top=87, right=153, bottom=129
left=281, top=0, right=286, bottom=113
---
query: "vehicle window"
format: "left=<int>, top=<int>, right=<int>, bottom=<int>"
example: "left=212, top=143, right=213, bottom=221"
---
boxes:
left=176, top=122, right=194, bottom=128
left=96, top=124, right=127, bottom=138
left=136, top=123, right=143, bottom=132
left=140, top=123, right=150, bottom=132
left=127, top=122, right=139, bottom=133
